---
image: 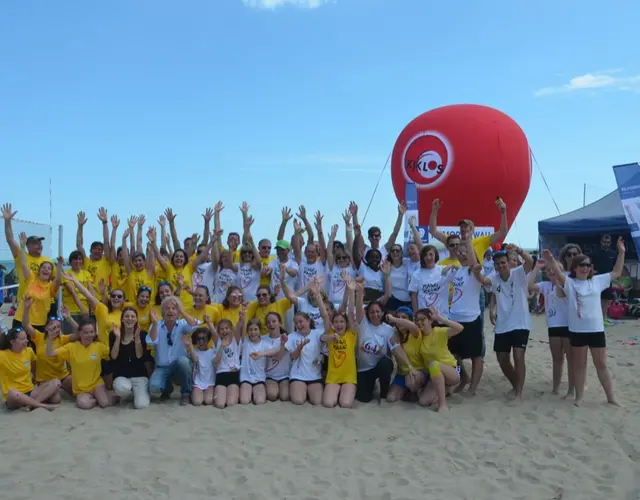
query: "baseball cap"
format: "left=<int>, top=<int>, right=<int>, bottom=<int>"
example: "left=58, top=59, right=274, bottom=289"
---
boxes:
left=26, top=236, right=45, bottom=245
left=275, top=240, right=291, bottom=250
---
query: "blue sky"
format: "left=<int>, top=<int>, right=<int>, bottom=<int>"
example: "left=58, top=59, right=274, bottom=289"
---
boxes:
left=1, top=0, right=639, bottom=258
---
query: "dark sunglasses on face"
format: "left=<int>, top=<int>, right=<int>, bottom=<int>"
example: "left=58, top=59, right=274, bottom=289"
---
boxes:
left=195, top=336, right=208, bottom=342
left=337, top=255, right=349, bottom=261
left=578, top=262, right=592, bottom=268
left=448, top=243, right=459, bottom=248
left=257, top=292, right=269, bottom=298
left=567, top=252, right=579, bottom=257
left=390, top=248, right=402, bottom=253
left=111, top=293, right=124, bottom=299
left=260, top=246, right=271, bottom=250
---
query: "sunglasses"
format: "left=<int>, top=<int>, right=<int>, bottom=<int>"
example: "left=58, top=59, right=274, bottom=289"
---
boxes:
left=257, top=292, right=270, bottom=298
left=577, top=262, right=592, bottom=268
left=48, top=315, right=63, bottom=322
left=111, top=293, right=124, bottom=299
left=139, top=286, right=152, bottom=293
left=566, top=252, right=579, bottom=257
left=194, top=336, right=208, bottom=342
left=336, top=255, right=349, bottom=261
left=158, top=280, right=172, bottom=287
left=371, top=233, right=381, bottom=238
left=390, top=248, right=403, bottom=253
left=230, top=293, right=243, bottom=299
left=260, top=246, right=271, bottom=250
left=166, top=331, right=173, bottom=347
left=448, top=242, right=460, bottom=248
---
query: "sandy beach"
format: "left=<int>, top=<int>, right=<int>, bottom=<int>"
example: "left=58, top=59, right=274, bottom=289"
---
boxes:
left=1, top=311, right=639, bottom=500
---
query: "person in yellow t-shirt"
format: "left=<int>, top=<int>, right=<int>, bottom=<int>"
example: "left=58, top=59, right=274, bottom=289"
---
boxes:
left=415, top=308, right=464, bottom=412
left=76, top=209, right=112, bottom=290
left=130, top=286, right=154, bottom=332
left=247, top=286, right=291, bottom=334
left=319, top=281, right=358, bottom=408
left=22, top=296, right=76, bottom=396
left=0, top=327, right=61, bottom=411
left=386, top=306, right=430, bottom=403
left=14, top=238, right=63, bottom=329
left=62, top=250, right=92, bottom=328
left=185, top=286, right=222, bottom=325
left=48, top=317, right=113, bottom=409
left=121, top=226, right=157, bottom=302
left=257, top=239, right=275, bottom=286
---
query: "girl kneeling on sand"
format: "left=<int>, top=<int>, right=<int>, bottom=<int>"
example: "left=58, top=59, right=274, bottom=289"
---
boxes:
left=320, top=279, right=358, bottom=408
left=47, top=318, right=115, bottom=409
left=184, top=324, right=220, bottom=406
left=261, top=312, right=291, bottom=402
left=213, top=308, right=247, bottom=409
left=0, top=327, right=61, bottom=411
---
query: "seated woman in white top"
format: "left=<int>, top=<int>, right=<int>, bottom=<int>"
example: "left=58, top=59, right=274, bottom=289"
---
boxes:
left=542, top=237, right=625, bottom=407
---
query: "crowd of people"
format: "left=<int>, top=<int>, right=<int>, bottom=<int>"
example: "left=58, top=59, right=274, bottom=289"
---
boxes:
left=0, top=198, right=626, bottom=413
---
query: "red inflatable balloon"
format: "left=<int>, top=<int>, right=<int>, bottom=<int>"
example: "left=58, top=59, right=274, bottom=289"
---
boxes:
left=391, top=104, right=531, bottom=243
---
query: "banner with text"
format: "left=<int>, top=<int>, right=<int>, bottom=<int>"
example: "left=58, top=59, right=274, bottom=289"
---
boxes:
left=613, top=162, right=640, bottom=255
left=403, top=182, right=430, bottom=251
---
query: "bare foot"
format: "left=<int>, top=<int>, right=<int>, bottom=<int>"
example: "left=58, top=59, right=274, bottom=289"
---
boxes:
left=44, top=404, right=60, bottom=412
left=508, top=395, right=523, bottom=407
left=551, top=388, right=559, bottom=395
left=436, top=404, right=450, bottom=412
left=607, top=398, right=622, bottom=407
left=453, top=382, right=468, bottom=394
left=504, top=389, right=516, bottom=401
left=573, top=398, right=583, bottom=407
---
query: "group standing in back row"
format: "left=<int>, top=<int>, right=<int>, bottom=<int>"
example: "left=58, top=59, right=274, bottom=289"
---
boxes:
left=0, top=197, right=624, bottom=411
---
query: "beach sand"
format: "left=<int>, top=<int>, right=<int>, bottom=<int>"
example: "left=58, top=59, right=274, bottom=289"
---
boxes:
left=1, top=311, right=639, bottom=500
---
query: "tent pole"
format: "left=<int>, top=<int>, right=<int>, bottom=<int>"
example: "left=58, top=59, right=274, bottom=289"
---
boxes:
left=583, top=183, right=586, bottom=207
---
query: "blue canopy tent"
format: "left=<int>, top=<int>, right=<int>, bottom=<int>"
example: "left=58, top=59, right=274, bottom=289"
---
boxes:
left=538, top=190, right=633, bottom=258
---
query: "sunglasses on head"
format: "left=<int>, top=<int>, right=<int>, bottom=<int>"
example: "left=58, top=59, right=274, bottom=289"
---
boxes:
left=139, top=286, right=152, bottom=293
left=48, top=315, right=63, bottom=322
left=158, top=280, right=172, bottom=287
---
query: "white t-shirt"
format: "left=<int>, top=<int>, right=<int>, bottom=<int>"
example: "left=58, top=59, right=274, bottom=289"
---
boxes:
left=192, top=262, right=215, bottom=300
left=262, top=334, right=291, bottom=381
left=563, top=274, right=611, bottom=333
left=483, top=259, right=495, bottom=277
left=296, top=296, right=324, bottom=333
left=357, top=318, right=396, bottom=372
left=389, top=262, right=410, bottom=302
left=490, top=266, right=532, bottom=334
left=358, top=263, right=384, bottom=291
left=193, top=347, right=217, bottom=390
left=269, top=259, right=299, bottom=299
left=298, top=258, right=325, bottom=292
left=538, top=281, right=568, bottom=328
left=215, top=337, right=241, bottom=374
left=408, top=266, right=449, bottom=316
left=364, top=245, right=388, bottom=260
left=238, top=263, right=261, bottom=301
left=213, top=268, right=238, bottom=304
left=405, top=258, right=420, bottom=279
left=327, top=263, right=357, bottom=305
left=240, top=337, right=269, bottom=384
left=447, top=267, right=482, bottom=323
left=285, top=329, right=324, bottom=381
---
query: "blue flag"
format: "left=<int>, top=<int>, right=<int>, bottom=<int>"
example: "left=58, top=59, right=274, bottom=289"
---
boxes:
left=613, top=162, right=640, bottom=255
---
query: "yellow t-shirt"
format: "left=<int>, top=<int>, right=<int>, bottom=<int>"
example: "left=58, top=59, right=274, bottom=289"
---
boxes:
left=14, top=254, right=55, bottom=302
left=0, top=348, right=36, bottom=399
left=259, top=255, right=275, bottom=286
left=32, top=330, right=73, bottom=382
left=130, top=302, right=153, bottom=332
left=184, top=303, right=221, bottom=326
left=213, top=304, right=244, bottom=327
left=419, top=327, right=457, bottom=368
left=62, top=268, right=92, bottom=314
left=440, top=235, right=492, bottom=266
left=246, top=298, right=291, bottom=334
left=325, top=330, right=357, bottom=385
left=94, top=302, right=123, bottom=345
left=111, top=262, right=128, bottom=292
left=126, top=268, right=155, bottom=303
left=83, top=256, right=112, bottom=290
left=54, top=342, right=110, bottom=394
left=397, top=331, right=423, bottom=376
left=165, top=263, right=193, bottom=304
left=15, top=276, right=57, bottom=326
left=155, top=263, right=167, bottom=288
left=221, top=246, right=241, bottom=263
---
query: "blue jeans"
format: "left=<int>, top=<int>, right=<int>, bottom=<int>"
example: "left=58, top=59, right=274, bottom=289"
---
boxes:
left=149, top=356, right=193, bottom=396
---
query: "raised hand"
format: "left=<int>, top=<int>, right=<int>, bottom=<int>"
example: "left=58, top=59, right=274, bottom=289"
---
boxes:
left=240, top=201, right=249, bottom=215
left=146, top=226, right=157, bottom=242
left=293, top=219, right=303, bottom=234
left=617, top=236, right=626, bottom=253
left=23, top=295, right=34, bottom=309
left=348, top=201, right=358, bottom=216
left=432, top=198, right=441, bottom=211
left=134, top=327, right=141, bottom=343
left=203, top=314, right=211, bottom=324
left=296, top=205, right=307, bottom=220
left=342, top=209, right=351, bottom=224
left=98, top=279, right=106, bottom=297
left=182, top=334, right=193, bottom=347
left=57, top=256, right=65, bottom=266
left=398, top=202, right=407, bottom=215
left=191, top=233, right=200, bottom=246
left=150, top=309, right=160, bottom=324
left=19, top=232, right=27, bottom=246
left=138, top=214, right=146, bottom=227
left=281, top=207, right=292, bottom=222
left=111, top=214, right=120, bottom=229
left=157, top=214, right=166, bottom=227
left=245, top=215, right=255, bottom=228
left=330, top=224, right=339, bottom=238
left=97, top=207, right=108, bottom=223
left=61, top=304, right=70, bottom=319
left=112, top=325, right=121, bottom=338
left=314, top=211, right=323, bottom=231
left=77, top=211, right=88, bottom=226
left=381, top=261, right=391, bottom=275
left=429, top=307, right=442, bottom=322
left=1, top=203, right=17, bottom=221
left=164, top=208, right=176, bottom=223
left=496, top=197, right=507, bottom=213
left=203, top=207, right=214, bottom=221
left=214, top=201, right=224, bottom=213
left=127, top=216, right=137, bottom=229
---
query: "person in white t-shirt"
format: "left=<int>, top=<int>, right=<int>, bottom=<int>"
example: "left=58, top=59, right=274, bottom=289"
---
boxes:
left=527, top=258, right=574, bottom=397
left=476, top=246, right=533, bottom=403
left=543, top=238, right=625, bottom=407
left=326, top=224, right=357, bottom=308
left=408, top=245, right=449, bottom=317
left=386, top=243, right=412, bottom=311
left=284, top=290, right=331, bottom=406
left=348, top=200, right=406, bottom=262
left=212, top=308, right=246, bottom=409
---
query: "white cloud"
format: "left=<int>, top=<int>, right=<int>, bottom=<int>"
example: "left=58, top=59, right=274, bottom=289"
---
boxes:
left=534, top=71, right=640, bottom=97
left=241, top=0, right=328, bottom=9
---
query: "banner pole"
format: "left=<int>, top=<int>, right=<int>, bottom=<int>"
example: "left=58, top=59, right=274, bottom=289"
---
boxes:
left=57, top=224, right=63, bottom=316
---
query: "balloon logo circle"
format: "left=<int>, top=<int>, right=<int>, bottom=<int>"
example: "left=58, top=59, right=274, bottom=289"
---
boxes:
left=402, top=130, right=453, bottom=189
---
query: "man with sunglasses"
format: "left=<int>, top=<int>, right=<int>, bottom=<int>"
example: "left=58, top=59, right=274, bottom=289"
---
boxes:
left=349, top=201, right=407, bottom=261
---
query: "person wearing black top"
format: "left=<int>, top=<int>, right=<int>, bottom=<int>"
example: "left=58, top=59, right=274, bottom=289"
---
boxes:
left=589, top=234, right=618, bottom=325
left=110, top=307, right=150, bottom=409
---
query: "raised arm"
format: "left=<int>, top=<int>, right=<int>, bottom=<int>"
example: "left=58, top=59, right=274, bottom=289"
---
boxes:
left=110, top=326, right=122, bottom=360
left=164, top=208, right=181, bottom=252
left=157, top=215, right=168, bottom=253
left=76, top=211, right=88, bottom=260
left=408, top=216, right=424, bottom=252
left=326, top=224, right=338, bottom=270
left=17, top=233, right=31, bottom=281
left=279, top=263, right=299, bottom=306
left=109, top=215, right=120, bottom=263
left=54, top=256, right=64, bottom=288
left=610, top=237, right=627, bottom=281
left=121, top=228, right=133, bottom=274
left=541, top=249, right=566, bottom=287
left=384, top=202, right=407, bottom=251
left=345, top=279, right=357, bottom=332
left=507, top=244, right=534, bottom=273
left=527, top=259, right=544, bottom=292
left=379, top=261, right=393, bottom=305
left=65, top=272, right=100, bottom=310
left=277, top=207, right=292, bottom=241
left=136, top=214, right=145, bottom=254
left=191, top=232, right=218, bottom=271
left=1, top=203, right=20, bottom=258
left=213, top=201, right=224, bottom=253
left=314, top=211, right=327, bottom=265
left=342, top=210, right=354, bottom=257
left=471, top=263, right=492, bottom=287
left=147, top=227, right=168, bottom=271
left=489, top=198, right=508, bottom=245
left=386, top=313, right=420, bottom=333
left=432, top=308, right=464, bottom=338
left=97, top=207, right=111, bottom=257
left=355, top=278, right=365, bottom=323
left=201, top=208, right=213, bottom=247
left=428, top=199, right=448, bottom=245
left=291, top=219, right=304, bottom=264
left=234, top=305, right=248, bottom=342
left=21, top=296, right=37, bottom=338
left=297, top=205, right=315, bottom=244
left=352, top=224, right=365, bottom=269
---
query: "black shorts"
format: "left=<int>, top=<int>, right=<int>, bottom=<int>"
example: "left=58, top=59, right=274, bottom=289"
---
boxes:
left=322, top=354, right=329, bottom=374
left=241, top=381, right=265, bottom=387
left=601, top=288, right=614, bottom=300
left=548, top=326, right=570, bottom=338
left=448, top=315, right=485, bottom=359
left=101, top=360, right=114, bottom=376
left=494, top=329, right=530, bottom=353
left=216, top=371, right=240, bottom=387
left=289, top=378, right=323, bottom=385
left=569, top=331, right=606, bottom=348
left=385, top=296, right=411, bottom=312
left=266, top=377, right=289, bottom=383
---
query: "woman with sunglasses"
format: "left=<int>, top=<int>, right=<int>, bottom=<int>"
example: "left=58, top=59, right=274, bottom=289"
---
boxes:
left=22, top=297, right=77, bottom=397
left=352, top=224, right=386, bottom=303
left=326, top=224, right=357, bottom=309
left=386, top=242, right=412, bottom=311
left=527, top=258, right=574, bottom=397
left=14, top=234, right=64, bottom=331
left=246, top=286, right=291, bottom=334
left=0, top=326, right=61, bottom=411
left=408, top=244, right=450, bottom=317
left=542, top=238, right=625, bottom=407
left=47, top=317, right=114, bottom=409
left=213, top=286, right=246, bottom=327
left=213, top=247, right=239, bottom=305
left=237, top=205, right=263, bottom=301
left=558, top=244, right=582, bottom=275
left=110, top=308, right=150, bottom=409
